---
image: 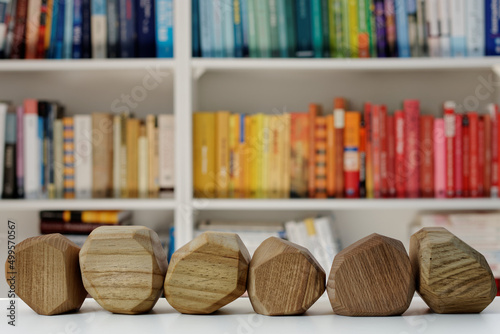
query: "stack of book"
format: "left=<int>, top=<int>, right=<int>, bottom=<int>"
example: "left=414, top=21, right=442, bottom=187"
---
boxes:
left=194, top=99, right=500, bottom=199
left=39, top=209, right=132, bottom=246
left=0, top=100, right=174, bottom=200
left=192, top=0, right=494, bottom=58
left=0, top=0, right=173, bottom=59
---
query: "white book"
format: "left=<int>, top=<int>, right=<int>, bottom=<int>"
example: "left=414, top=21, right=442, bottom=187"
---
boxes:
left=284, top=220, right=299, bottom=243
left=91, top=0, right=107, bottom=58
left=416, top=0, right=428, bottom=56
left=465, top=0, right=485, bottom=57
left=138, top=134, right=149, bottom=198
left=437, top=0, right=450, bottom=57
left=74, top=115, right=93, bottom=199
left=113, top=115, right=121, bottom=198
left=0, top=103, right=7, bottom=197
left=426, top=0, right=441, bottom=57
left=158, top=114, right=174, bottom=190
left=23, top=105, right=40, bottom=199
left=53, top=119, right=64, bottom=199
left=314, top=216, right=340, bottom=271
left=449, top=0, right=466, bottom=57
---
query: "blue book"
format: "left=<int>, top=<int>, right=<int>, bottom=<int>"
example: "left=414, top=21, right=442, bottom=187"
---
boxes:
left=82, top=0, right=92, bottom=58
left=155, top=0, right=173, bottom=57
left=192, top=0, right=201, bottom=57
left=54, top=0, right=66, bottom=59
left=485, top=0, right=500, bottom=56
left=47, top=103, right=57, bottom=198
left=395, top=0, right=410, bottom=57
left=221, top=0, right=234, bottom=57
left=119, top=0, right=136, bottom=57
left=48, top=0, right=59, bottom=58
left=167, top=226, right=175, bottom=262
left=73, top=0, right=83, bottom=58
left=311, top=0, right=322, bottom=58
left=64, top=0, right=74, bottom=58
left=268, top=0, right=280, bottom=57
left=136, top=0, right=156, bottom=57
left=240, top=0, right=249, bottom=56
left=233, top=0, right=244, bottom=57
left=37, top=103, right=47, bottom=198
left=107, top=0, right=120, bottom=57
left=199, top=0, right=214, bottom=57
left=212, top=0, right=224, bottom=57
left=466, top=0, right=484, bottom=57
left=295, top=0, right=313, bottom=57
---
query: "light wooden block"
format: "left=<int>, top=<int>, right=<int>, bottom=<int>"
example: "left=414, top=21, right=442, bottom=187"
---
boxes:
left=327, top=233, right=414, bottom=316
left=247, top=237, right=326, bottom=316
left=410, top=227, right=497, bottom=313
left=164, top=231, right=250, bottom=314
left=79, top=226, right=168, bottom=315
left=4, top=234, right=87, bottom=315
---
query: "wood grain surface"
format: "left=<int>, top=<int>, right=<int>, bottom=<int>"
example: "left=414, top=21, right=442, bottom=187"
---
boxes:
left=4, top=234, right=87, bottom=315
left=79, top=226, right=168, bottom=314
left=410, top=227, right=497, bottom=313
left=327, top=233, right=414, bottom=316
left=247, top=237, right=326, bottom=316
left=164, top=231, right=251, bottom=314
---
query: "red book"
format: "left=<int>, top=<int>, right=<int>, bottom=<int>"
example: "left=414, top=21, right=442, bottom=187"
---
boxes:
left=35, top=2, right=48, bottom=58
left=404, top=100, right=420, bottom=198
left=344, top=112, right=361, bottom=198
left=395, top=110, right=405, bottom=198
left=359, top=122, right=367, bottom=198
left=10, top=0, right=29, bottom=59
left=454, top=114, right=463, bottom=197
left=462, top=115, right=470, bottom=197
left=419, top=115, right=434, bottom=198
left=484, top=114, right=492, bottom=197
left=468, top=112, right=479, bottom=197
left=372, top=105, right=381, bottom=198
left=386, top=115, right=396, bottom=197
left=478, top=117, right=485, bottom=197
left=443, top=101, right=455, bottom=198
left=308, top=103, right=320, bottom=198
left=380, top=105, right=388, bottom=197
left=334, top=98, right=346, bottom=198
left=434, top=119, right=446, bottom=198
left=489, top=104, right=499, bottom=197
left=364, top=102, right=373, bottom=198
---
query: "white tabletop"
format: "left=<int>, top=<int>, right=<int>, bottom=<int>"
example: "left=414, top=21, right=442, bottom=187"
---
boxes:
left=1, top=296, right=499, bottom=334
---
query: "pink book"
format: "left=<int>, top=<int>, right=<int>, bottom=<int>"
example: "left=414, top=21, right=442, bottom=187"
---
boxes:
left=454, top=114, right=463, bottom=197
left=404, top=100, right=420, bottom=198
left=443, top=101, right=455, bottom=198
left=434, top=118, right=446, bottom=198
left=16, top=106, right=24, bottom=198
left=489, top=104, right=499, bottom=197
left=380, top=105, right=388, bottom=197
left=395, top=111, right=405, bottom=198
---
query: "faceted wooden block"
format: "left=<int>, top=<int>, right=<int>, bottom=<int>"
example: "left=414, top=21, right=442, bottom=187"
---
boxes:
left=247, top=237, right=326, bottom=316
left=327, top=233, right=415, bottom=316
left=4, top=234, right=87, bottom=315
left=164, top=231, right=250, bottom=314
left=410, top=227, right=497, bottom=313
left=79, top=226, right=168, bottom=314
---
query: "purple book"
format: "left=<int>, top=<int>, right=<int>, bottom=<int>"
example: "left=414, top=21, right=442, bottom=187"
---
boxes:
left=374, top=0, right=387, bottom=57
left=384, top=0, right=397, bottom=57
left=16, top=106, right=24, bottom=198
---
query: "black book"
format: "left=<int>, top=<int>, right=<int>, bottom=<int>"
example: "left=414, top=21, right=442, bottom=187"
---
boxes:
left=3, top=111, right=17, bottom=198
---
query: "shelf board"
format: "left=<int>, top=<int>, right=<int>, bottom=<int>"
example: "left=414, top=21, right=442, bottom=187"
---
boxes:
left=0, top=59, right=175, bottom=72
left=192, top=57, right=500, bottom=74
left=0, top=198, right=176, bottom=210
left=192, top=198, right=500, bottom=211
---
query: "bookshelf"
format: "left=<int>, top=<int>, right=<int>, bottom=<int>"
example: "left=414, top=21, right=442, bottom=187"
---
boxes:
left=1, top=0, right=500, bottom=263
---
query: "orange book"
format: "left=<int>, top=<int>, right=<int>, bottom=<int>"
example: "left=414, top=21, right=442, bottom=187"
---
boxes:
left=314, top=116, right=328, bottom=198
left=344, top=111, right=361, bottom=198
left=334, top=98, right=346, bottom=198
left=290, top=113, right=309, bottom=198
left=308, top=104, right=320, bottom=198
left=326, top=114, right=335, bottom=197
left=282, top=114, right=291, bottom=198
left=363, top=102, right=373, bottom=198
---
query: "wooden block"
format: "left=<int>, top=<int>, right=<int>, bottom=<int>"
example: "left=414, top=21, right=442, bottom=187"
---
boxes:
left=410, top=227, right=497, bottom=313
left=164, top=231, right=250, bottom=314
left=4, top=234, right=87, bottom=315
left=79, top=226, right=168, bottom=314
left=247, top=237, right=326, bottom=316
left=327, top=233, right=414, bottom=316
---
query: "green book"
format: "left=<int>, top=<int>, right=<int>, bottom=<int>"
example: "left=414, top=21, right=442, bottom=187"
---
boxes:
left=269, top=0, right=280, bottom=57
left=358, top=0, right=369, bottom=57
left=311, top=0, right=323, bottom=57
left=285, top=0, right=297, bottom=57
left=321, top=0, right=330, bottom=57
left=341, top=0, right=350, bottom=57
left=367, top=0, right=377, bottom=57
left=248, top=0, right=259, bottom=57
left=256, top=0, right=271, bottom=57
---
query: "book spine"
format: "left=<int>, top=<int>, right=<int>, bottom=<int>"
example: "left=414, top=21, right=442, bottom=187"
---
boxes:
left=331, top=0, right=344, bottom=57
left=334, top=101, right=345, bottom=197
left=136, top=0, right=156, bottom=57
left=407, top=0, right=418, bottom=56
left=254, top=0, right=270, bottom=57
left=311, top=0, right=323, bottom=58
left=434, top=118, right=446, bottom=198
left=158, top=114, right=175, bottom=190
left=308, top=104, right=318, bottom=197
left=234, top=0, right=244, bottom=57
left=113, top=115, right=121, bottom=197
left=91, top=0, right=107, bottom=58
left=379, top=105, right=388, bottom=197
left=454, top=114, right=463, bottom=197
left=489, top=104, right=499, bottom=197
left=468, top=112, right=479, bottom=197
left=344, top=112, right=360, bottom=198
left=16, top=106, right=24, bottom=198
left=285, top=0, right=297, bottom=56
left=25, top=0, right=41, bottom=58
left=240, top=0, right=249, bottom=56
left=497, top=106, right=500, bottom=197
left=426, top=0, right=440, bottom=57
left=374, top=0, right=387, bottom=57
left=222, top=0, right=235, bottom=57
left=53, top=119, right=63, bottom=198
left=443, top=101, right=455, bottom=197
left=63, top=0, right=74, bottom=58
left=295, top=0, right=313, bottom=57
left=228, top=114, right=239, bottom=197
left=478, top=117, right=485, bottom=196
left=372, top=104, right=381, bottom=198
left=106, top=0, right=119, bottom=58
left=146, top=115, right=159, bottom=197
left=81, top=0, right=91, bottom=58
left=74, top=115, right=92, bottom=199
left=0, top=0, right=11, bottom=57
left=484, top=114, right=492, bottom=197
left=364, top=102, right=373, bottom=198
left=395, top=111, right=405, bottom=198
left=462, top=114, right=470, bottom=197
left=419, top=115, right=434, bottom=197
left=126, top=119, right=139, bottom=197
left=73, top=0, right=83, bottom=58
left=237, top=114, right=245, bottom=197
left=404, top=99, right=420, bottom=198
left=367, top=0, right=377, bottom=57
left=386, top=115, right=395, bottom=197
left=215, top=111, right=230, bottom=197
left=192, top=0, right=200, bottom=57
left=46, top=104, right=56, bottom=199
left=91, top=113, right=113, bottom=198
left=347, top=0, right=358, bottom=57
left=395, top=0, right=410, bottom=57
left=326, top=114, right=335, bottom=197
left=282, top=114, right=291, bottom=197
left=244, top=115, right=254, bottom=197
left=53, top=0, right=65, bottom=58
left=199, top=0, right=213, bottom=57
left=290, top=113, right=309, bottom=198
left=315, top=116, right=327, bottom=198
left=35, top=0, right=48, bottom=58
left=63, top=117, right=75, bottom=199
left=38, top=103, right=47, bottom=197
left=119, top=115, right=127, bottom=198
left=3, top=0, right=18, bottom=58
left=357, top=0, right=369, bottom=58
left=10, top=0, right=27, bottom=58
left=465, top=0, right=484, bottom=57
left=359, top=121, right=366, bottom=197
left=119, top=0, right=135, bottom=57
left=247, top=0, right=258, bottom=57
left=211, top=0, right=223, bottom=57
left=252, top=114, right=263, bottom=197
left=43, top=0, right=53, bottom=57
left=485, top=0, right=500, bottom=56
left=2, top=111, right=15, bottom=198
left=416, top=0, right=428, bottom=56
left=23, top=100, right=39, bottom=198
left=138, top=124, right=148, bottom=197
left=384, top=0, right=396, bottom=57
left=321, top=0, right=330, bottom=57
left=449, top=0, right=465, bottom=57
left=276, top=0, right=289, bottom=57
left=268, top=0, right=279, bottom=57
left=437, top=0, right=450, bottom=57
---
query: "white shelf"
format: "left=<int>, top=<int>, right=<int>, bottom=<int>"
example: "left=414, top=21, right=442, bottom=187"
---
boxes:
left=0, top=59, right=175, bottom=72
left=0, top=198, right=176, bottom=210
left=192, top=198, right=500, bottom=211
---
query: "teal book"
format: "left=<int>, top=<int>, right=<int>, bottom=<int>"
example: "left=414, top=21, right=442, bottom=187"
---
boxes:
left=277, top=0, right=289, bottom=57
left=311, top=0, right=323, bottom=58
left=285, top=0, right=297, bottom=57
left=255, top=0, right=271, bottom=57
left=321, top=0, right=330, bottom=57
left=247, top=0, right=259, bottom=57
left=269, top=0, right=280, bottom=57
left=213, top=0, right=224, bottom=57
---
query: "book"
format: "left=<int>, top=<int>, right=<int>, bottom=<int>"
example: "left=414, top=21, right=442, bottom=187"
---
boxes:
left=395, top=110, right=405, bottom=197
left=407, top=0, right=417, bottom=56
left=419, top=115, right=434, bottom=197
left=386, top=115, right=395, bottom=197
left=443, top=101, right=455, bottom=197
left=426, top=0, right=440, bottom=57
left=403, top=99, right=419, bottom=198
left=158, top=114, right=174, bottom=190
left=106, top=0, right=119, bottom=58
left=73, top=0, right=83, bottom=58
left=359, top=119, right=366, bottom=197
left=229, top=113, right=240, bottom=197
left=437, top=0, right=450, bottom=57
left=372, top=104, right=381, bottom=197
left=221, top=0, right=235, bottom=57
left=347, top=0, right=358, bottom=57
left=314, top=116, right=327, bottom=198
left=64, top=0, right=74, bottom=58
left=215, top=111, right=230, bottom=197
left=44, top=0, right=54, bottom=57
left=138, top=123, right=148, bottom=197
left=326, top=114, right=335, bottom=197
left=384, top=0, right=397, bottom=57
left=241, top=0, right=250, bottom=56
left=290, top=112, right=308, bottom=198
left=334, top=98, right=345, bottom=197
left=74, top=114, right=92, bottom=198
left=92, top=113, right=113, bottom=198
left=308, top=104, right=319, bottom=197
left=416, top=0, right=427, bottom=56
left=119, top=0, right=135, bottom=57
left=36, top=0, right=49, bottom=58
left=25, top=0, right=41, bottom=58
left=282, top=113, right=291, bottom=198
left=199, top=0, right=213, bottom=57
left=119, top=113, right=128, bottom=198
left=0, top=0, right=10, bottom=57
left=484, top=114, right=492, bottom=197
left=379, top=105, right=388, bottom=196
left=449, top=0, right=465, bottom=57
left=462, top=113, right=470, bottom=197
left=247, top=0, right=258, bottom=57
left=37, top=102, right=47, bottom=196
left=364, top=102, right=373, bottom=198
left=136, top=0, right=156, bottom=57
left=24, top=99, right=39, bottom=198
left=261, top=115, right=270, bottom=197
left=146, top=115, right=159, bottom=197
left=10, top=0, right=27, bottom=58
left=395, top=0, right=409, bottom=57
left=113, top=114, right=121, bottom=197
left=329, top=0, right=344, bottom=57
left=91, top=0, right=107, bottom=58
left=295, top=0, right=313, bottom=57
left=311, top=0, right=323, bottom=57
left=374, top=0, right=387, bottom=57
left=468, top=112, right=479, bottom=197
left=46, top=103, right=60, bottom=199
left=40, top=210, right=131, bottom=223
left=16, top=106, right=24, bottom=198
left=63, top=117, right=75, bottom=199
left=488, top=104, right=499, bottom=197
left=233, top=0, right=244, bottom=57
left=478, top=116, right=485, bottom=196
left=53, top=0, right=65, bottom=58
left=486, top=0, right=500, bottom=56
left=254, top=0, right=270, bottom=57
left=192, top=0, right=201, bottom=57
left=81, top=0, right=91, bottom=57
left=465, top=0, right=484, bottom=57
left=126, top=118, right=139, bottom=197
left=344, top=111, right=360, bottom=198
left=357, top=0, right=369, bottom=57
left=193, top=112, right=215, bottom=198
left=453, top=113, right=462, bottom=197
left=321, top=0, right=330, bottom=57
left=268, top=0, right=279, bottom=57
left=434, top=118, right=445, bottom=198
left=40, top=219, right=130, bottom=234
left=0, top=104, right=7, bottom=197
left=53, top=118, right=63, bottom=198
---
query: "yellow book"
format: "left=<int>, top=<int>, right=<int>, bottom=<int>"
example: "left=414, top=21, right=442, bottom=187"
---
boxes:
left=253, top=114, right=264, bottom=198
left=243, top=115, right=253, bottom=198
left=282, top=113, right=291, bottom=198
left=146, top=115, right=159, bottom=197
left=268, top=115, right=279, bottom=198
left=126, top=118, right=140, bottom=198
left=215, top=111, right=230, bottom=198
left=261, top=115, right=270, bottom=198
left=193, top=112, right=216, bottom=198
left=229, top=114, right=240, bottom=198
left=348, top=0, right=359, bottom=58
